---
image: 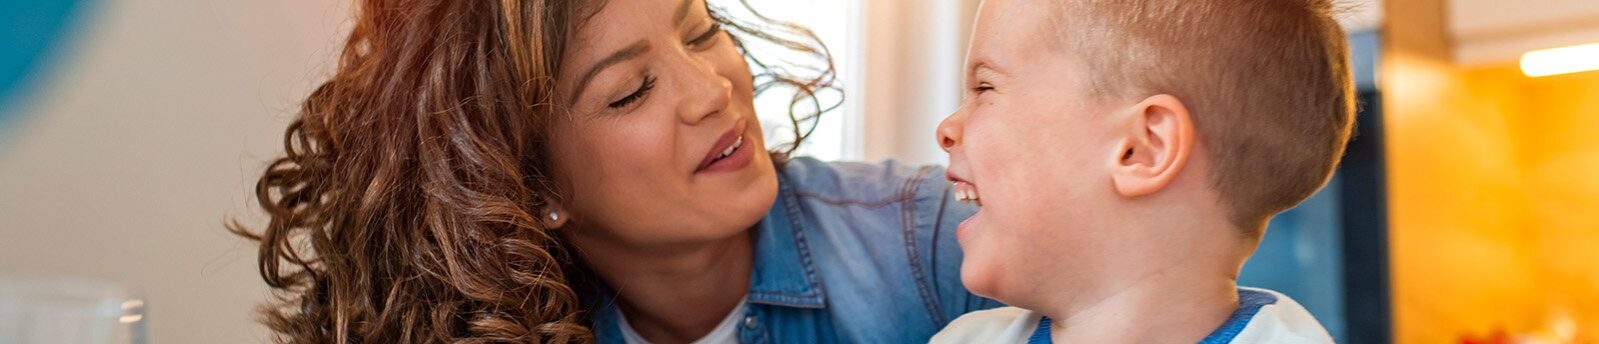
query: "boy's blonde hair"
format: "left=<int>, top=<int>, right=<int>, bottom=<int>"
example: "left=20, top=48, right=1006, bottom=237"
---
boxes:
left=1055, top=0, right=1356, bottom=233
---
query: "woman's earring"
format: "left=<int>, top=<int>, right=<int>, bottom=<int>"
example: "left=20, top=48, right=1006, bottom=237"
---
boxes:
left=548, top=211, right=560, bottom=222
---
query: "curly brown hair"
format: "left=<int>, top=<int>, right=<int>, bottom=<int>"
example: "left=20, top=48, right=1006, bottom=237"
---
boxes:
left=229, top=0, right=837, bottom=342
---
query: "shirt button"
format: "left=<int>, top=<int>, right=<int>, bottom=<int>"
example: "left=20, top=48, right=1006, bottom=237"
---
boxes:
left=743, top=315, right=757, bottom=329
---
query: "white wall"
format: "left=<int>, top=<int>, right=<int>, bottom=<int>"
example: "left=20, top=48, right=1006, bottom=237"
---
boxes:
left=1449, top=0, right=1599, bottom=63
left=857, top=0, right=978, bottom=165
left=1339, top=0, right=1384, bottom=33
left=0, top=1, right=350, bottom=343
left=860, top=0, right=980, bottom=166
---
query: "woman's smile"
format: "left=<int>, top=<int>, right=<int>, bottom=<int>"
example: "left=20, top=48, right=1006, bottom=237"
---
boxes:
left=694, top=118, right=754, bottom=174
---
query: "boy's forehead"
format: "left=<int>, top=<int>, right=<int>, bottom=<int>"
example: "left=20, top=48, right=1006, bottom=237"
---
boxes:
left=973, top=0, right=1066, bottom=56
left=973, top=2, right=1078, bottom=70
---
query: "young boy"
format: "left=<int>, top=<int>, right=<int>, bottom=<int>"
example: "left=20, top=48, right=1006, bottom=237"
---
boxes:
left=930, top=0, right=1354, bottom=343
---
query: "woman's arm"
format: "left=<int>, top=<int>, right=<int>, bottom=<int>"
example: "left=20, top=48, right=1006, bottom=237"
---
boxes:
left=910, top=165, right=1005, bottom=326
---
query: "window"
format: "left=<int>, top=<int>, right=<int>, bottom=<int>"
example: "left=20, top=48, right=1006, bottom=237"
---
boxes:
left=721, top=0, right=863, bottom=161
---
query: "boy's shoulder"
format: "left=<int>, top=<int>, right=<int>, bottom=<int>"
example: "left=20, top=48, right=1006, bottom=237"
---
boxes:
left=929, top=307, right=1042, bottom=344
left=1212, top=287, right=1334, bottom=344
left=930, top=288, right=1334, bottom=344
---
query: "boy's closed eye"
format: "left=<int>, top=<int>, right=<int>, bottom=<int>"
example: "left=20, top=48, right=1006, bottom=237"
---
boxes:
left=967, top=62, right=1007, bottom=96
left=971, top=82, right=996, bottom=94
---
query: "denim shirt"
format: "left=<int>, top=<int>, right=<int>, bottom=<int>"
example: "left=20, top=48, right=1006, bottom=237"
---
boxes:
left=590, top=157, right=1002, bottom=343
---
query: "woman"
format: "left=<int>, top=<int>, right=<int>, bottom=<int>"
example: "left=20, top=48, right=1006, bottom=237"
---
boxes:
left=233, top=0, right=996, bottom=342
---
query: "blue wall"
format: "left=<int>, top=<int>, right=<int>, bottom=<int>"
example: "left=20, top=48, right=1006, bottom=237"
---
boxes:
left=1, top=0, right=94, bottom=142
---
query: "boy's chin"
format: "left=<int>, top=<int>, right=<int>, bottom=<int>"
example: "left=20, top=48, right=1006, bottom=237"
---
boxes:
left=959, top=259, right=1007, bottom=301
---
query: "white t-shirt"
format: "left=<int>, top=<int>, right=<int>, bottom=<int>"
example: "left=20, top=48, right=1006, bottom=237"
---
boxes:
left=930, top=287, right=1334, bottom=344
left=618, top=299, right=747, bottom=344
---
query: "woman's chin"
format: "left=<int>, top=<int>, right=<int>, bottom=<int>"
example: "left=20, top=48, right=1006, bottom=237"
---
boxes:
left=686, top=156, right=778, bottom=239
left=726, top=160, right=779, bottom=227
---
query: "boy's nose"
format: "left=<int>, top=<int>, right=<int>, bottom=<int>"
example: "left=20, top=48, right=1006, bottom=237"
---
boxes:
left=936, top=112, right=964, bottom=152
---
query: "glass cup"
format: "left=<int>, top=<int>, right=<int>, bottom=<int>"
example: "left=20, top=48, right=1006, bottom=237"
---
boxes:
left=0, top=274, right=147, bottom=344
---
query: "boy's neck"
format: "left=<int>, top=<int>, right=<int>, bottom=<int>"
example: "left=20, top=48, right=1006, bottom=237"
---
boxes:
left=1037, top=220, right=1254, bottom=343
left=1044, top=259, right=1240, bottom=343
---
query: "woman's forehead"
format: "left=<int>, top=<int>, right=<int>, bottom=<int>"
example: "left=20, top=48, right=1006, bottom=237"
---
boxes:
left=558, top=0, right=708, bottom=88
left=567, top=0, right=703, bottom=54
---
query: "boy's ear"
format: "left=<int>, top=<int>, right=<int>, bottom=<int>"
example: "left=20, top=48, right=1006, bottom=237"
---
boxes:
left=1110, top=94, right=1195, bottom=197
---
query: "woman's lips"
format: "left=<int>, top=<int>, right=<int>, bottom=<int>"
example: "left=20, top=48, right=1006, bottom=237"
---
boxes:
left=697, top=134, right=750, bottom=173
left=695, top=119, right=752, bottom=174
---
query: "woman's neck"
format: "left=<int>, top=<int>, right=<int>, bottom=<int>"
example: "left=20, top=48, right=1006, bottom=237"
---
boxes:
left=574, top=230, right=754, bottom=344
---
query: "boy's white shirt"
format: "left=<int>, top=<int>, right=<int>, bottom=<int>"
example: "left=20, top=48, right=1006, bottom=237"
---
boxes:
left=930, top=287, right=1333, bottom=344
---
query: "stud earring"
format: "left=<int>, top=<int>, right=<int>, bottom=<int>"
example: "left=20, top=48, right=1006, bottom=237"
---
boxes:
left=548, top=211, right=560, bottom=222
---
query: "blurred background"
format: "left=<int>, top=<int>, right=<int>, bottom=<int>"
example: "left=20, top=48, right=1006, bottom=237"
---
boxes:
left=0, top=0, right=1594, bottom=343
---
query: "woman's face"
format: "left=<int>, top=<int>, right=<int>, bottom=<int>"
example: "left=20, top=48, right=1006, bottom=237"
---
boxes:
left=548, top=0, right=777, bottom=246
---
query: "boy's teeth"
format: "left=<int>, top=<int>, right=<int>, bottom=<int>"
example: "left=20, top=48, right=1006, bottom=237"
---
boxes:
left=952, top=181, right=981, bottom=205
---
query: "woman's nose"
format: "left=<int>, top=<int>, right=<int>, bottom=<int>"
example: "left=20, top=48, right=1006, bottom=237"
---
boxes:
left=676, top=58, right=733, bottom=125
left=936, top=110, right=965, bottom=152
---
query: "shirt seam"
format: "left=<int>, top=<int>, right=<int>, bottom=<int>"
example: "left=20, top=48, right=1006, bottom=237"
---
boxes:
left=777, top=171, right=827, bottom=305
left=900, top=165, right=947, bottom=327
left=793, top=192, right=911, bottom=208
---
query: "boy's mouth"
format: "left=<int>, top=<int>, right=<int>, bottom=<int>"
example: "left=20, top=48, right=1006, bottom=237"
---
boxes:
left=952, top=181, right=981, bottom=206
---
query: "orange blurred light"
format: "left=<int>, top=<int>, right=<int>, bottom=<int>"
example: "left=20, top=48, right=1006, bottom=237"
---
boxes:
left=1521, top=43, right=1599, bottom=77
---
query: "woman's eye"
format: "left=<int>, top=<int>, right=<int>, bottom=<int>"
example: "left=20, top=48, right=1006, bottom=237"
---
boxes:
left=972, top=83, right=995, bottom=94
left=687, top=22, right=723, bottom=48
left=608, top=76, right=656, bottom=109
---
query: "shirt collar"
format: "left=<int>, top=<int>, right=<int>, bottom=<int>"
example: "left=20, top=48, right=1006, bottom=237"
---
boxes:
left=1197, top=288, right=1282, bottom=344
left=745, top=170, right=827, bottom=308
left=1031, top=288, right=1283, bottom=344
left=590, top=170, right=828, bottom=343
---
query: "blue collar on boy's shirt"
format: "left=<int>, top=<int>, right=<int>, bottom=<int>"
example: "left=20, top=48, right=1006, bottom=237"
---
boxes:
left=1196, top=289, right=1279, bottom=344
left=1025, top=289, right=1280, bottom=344
left=590, top=171, right=828, bottom=342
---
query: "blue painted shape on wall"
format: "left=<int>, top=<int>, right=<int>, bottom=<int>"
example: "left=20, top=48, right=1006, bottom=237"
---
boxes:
left=1240, top=176, right=1347, bottom=341
left=1, top=0, right=92, bottom=130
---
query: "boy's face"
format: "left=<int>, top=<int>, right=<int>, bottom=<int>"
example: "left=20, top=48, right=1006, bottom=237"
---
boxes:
left=937, top=0, right=1128, bottom=305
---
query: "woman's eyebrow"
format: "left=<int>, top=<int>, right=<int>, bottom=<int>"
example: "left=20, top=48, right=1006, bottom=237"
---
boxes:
left=571, top=41, right=652, bottom=104
left=672, top=0, right=696, bottom=25
left=569, top=0, right=698, bottom=104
